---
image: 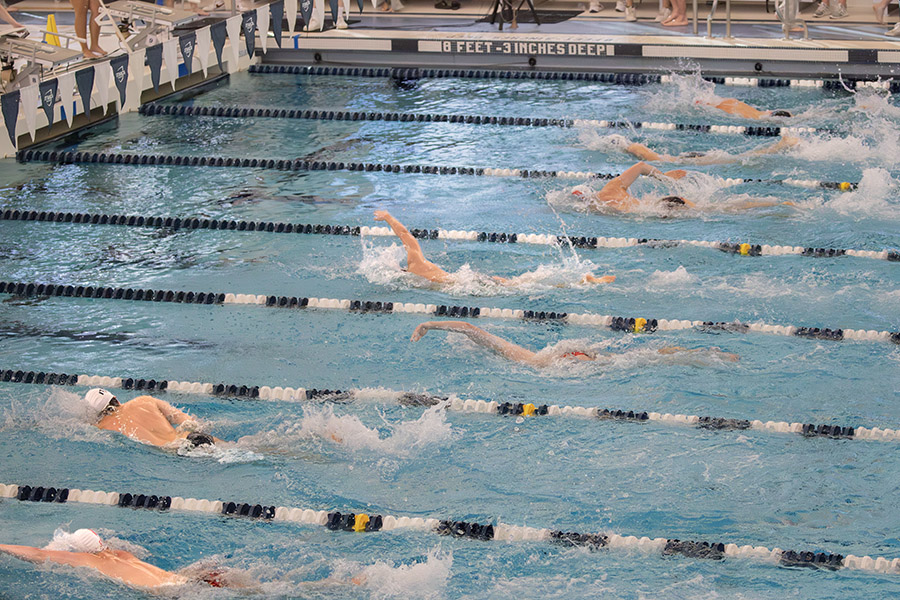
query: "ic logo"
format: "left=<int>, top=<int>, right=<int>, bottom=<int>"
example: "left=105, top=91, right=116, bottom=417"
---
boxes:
left=244, top=17, right=255, bottom=32
left=183, top=41, right=193, bottom=59
left=301, top=0, right=310, bottom=9
left=114, top=65, right=127, bottom=83
left=42, top=89, right=55, bottom=106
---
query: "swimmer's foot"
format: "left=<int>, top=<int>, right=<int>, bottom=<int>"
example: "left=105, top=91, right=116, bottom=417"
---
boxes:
left=89, top=46, right=108, bottom=57
left=380, top=2, right=392, bottom=10
left=661, top=15, right=688, bottom=25
left=581, top=274, right=616, bottom=284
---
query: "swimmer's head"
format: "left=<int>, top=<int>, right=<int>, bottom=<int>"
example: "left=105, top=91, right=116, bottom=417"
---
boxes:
left=571, top=185, right=592, bottom=197
left=200, top=570, right=227, bottom=588
left=186, top=432, right=215, bottom=448
left=45, top=528, right=106, bottom=553
left=770, top=110, right=793, bottom=118
left=85, top=388, right=119, bottom=420
left=660, top=195, right=687, bottom=207
left=679, top=151, right=706, bottom=159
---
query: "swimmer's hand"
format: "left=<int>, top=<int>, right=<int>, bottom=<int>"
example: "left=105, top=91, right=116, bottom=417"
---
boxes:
left=176, top=419, right=202, bottom=433
left=373, top=210, right=391, bottom=221
left=581, top=274, right=616, bottom=284
left=410, top=323, right=430, bottom=342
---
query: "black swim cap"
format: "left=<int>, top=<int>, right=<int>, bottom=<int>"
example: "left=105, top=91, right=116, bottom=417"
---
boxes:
left=660, top=196, right=687, bottom=206
left=770, top=110, right=793, bottom=117
left=680, top=151, right=706, bottom=158
left=187, top=432, right=215, bottom=447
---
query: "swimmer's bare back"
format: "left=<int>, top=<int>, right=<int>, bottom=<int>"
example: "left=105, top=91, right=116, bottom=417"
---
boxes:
left=0, top=545, right=187, bottom=588
left=700, top=98, right=769, bottom=120
left=97, top=396, right=221, bottom=448
left=590, top=162, right=688, bottom=212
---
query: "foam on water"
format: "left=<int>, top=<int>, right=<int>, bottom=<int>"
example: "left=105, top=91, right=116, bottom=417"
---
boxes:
left=236, top=404, right=454, bottom=457
left=797, top=167, right=899, bottom=219
left=350, top=547, right=452, bottom=600
left=647, top=265, right=699, bottom=289
left=0, top=388, right=110, bottom=443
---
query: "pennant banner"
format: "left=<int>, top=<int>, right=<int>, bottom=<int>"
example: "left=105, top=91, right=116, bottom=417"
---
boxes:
left=75, top=66, right=95, bottom=118
left=58, top=72, right=75, bottom=126
left=241, top=11, right=256, bottom=58
left=256, top=5, right=269, bottom=54
left=162, top=38, right=179, bottom=90
left=196, top=25, right=211, bottom=77
left=357, top=0, right=363, bottom=13
left=1, top=91, right=19, bottom=146
left=299, top=0, right=313, bottom=30
left=225, top=15, right=241, bottom=68
left=95, top=61, right=111, bottom=114
left=283, top=0, right=296, bottom=35
left=109, top=54, right=129, bottom=108
left=210, top=21, right=226, bottom=73
left=20, top=84, right=38, bottom=141
left=146, top=43, right=163, bottom=91
left=38, top=78, right=58, bottom=132
left=130, top=48, right=146, bottom=97
left=329, top=0, right=338, bottom=26
left=179, top=32, right=196, bottom=76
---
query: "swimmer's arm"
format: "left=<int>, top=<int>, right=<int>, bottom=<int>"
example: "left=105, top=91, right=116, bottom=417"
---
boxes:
left=658, top=346, right=739, bottom=361
left=732, top=199, right=797, bottom=210
left=373, top=210, right=425, bottom=259
left=611, top=162, right=665, bottom=190
left=624, top=143, right=666, bottom=162
left=151, top=398, right=194, bottom=426
left=747, top=135, right=799, bottom=156
left=0, top=545, right=92, bottom=567
left=411, top=321, right=538, bottom=364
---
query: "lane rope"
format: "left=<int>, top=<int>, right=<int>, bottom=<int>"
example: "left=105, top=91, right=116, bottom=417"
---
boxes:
left=0, top=367, right=893, bottom=442
left=247, top=64, right=900, bottom=94
left=137, top=102, right=820, bottom=138
left=15, top=149, right=859, bottom=192
left=1, top=281, right=895, bottom=345
left=0, top=481, right=893, bottom=575
left=1, top=209, right=894, bottom=263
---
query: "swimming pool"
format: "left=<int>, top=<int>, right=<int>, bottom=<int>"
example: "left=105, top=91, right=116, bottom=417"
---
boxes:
left=0, top=69, right=898, bottom=599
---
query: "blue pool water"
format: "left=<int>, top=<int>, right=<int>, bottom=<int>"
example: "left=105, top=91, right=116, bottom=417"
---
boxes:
left=0, top=70, right=898, bottom=599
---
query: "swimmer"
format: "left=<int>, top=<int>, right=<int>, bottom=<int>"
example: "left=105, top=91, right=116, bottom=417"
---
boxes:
left=373, top=210, right=615, bottom=286
left=698, top=98, right=793, bottom=120
left=0, top=529, right=233, bottom=589
left=573, top=161, right=795, bottom=213
left=410, top=321, right=739, bottom=367
left=612, top=133, right=800, bottom=165
left=84, top=388, right=222, bottom=449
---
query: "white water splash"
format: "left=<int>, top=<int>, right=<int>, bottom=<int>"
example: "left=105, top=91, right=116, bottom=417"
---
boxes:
left=358, top=239, right=613, bottom=296
left=236, top=404, right=454, bottom=457
left=797, top=167, right=899, bottom=219
left=353, top=547, right=453, bottom=600
left=647, top=265, right=699, bottom=288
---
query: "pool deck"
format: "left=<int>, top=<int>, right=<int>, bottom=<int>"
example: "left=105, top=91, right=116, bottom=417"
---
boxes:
left=1, top=0, right=896, bottom=158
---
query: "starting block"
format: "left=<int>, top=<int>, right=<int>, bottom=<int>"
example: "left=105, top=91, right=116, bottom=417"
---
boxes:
left=1, top=26, right=82, bottom=92
left=101, top=1, right=203, bottom=51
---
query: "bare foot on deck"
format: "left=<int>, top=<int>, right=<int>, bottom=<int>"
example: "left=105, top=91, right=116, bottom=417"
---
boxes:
left=661, top=15, right=688, bottom=25
left=89, top=46, right=108, bottom=57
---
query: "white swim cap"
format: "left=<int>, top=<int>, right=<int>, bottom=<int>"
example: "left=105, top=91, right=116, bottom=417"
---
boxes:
left=85, top=388, right=117, bottom=417
left=571, top=185, right=592, bottom=197
left=45, top=528, right=105, bottom=553
left=606, top=133, right=630, bottom=149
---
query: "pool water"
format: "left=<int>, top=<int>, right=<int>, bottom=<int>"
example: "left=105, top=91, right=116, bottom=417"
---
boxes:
left=0, top=70, right=898, bottom=599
